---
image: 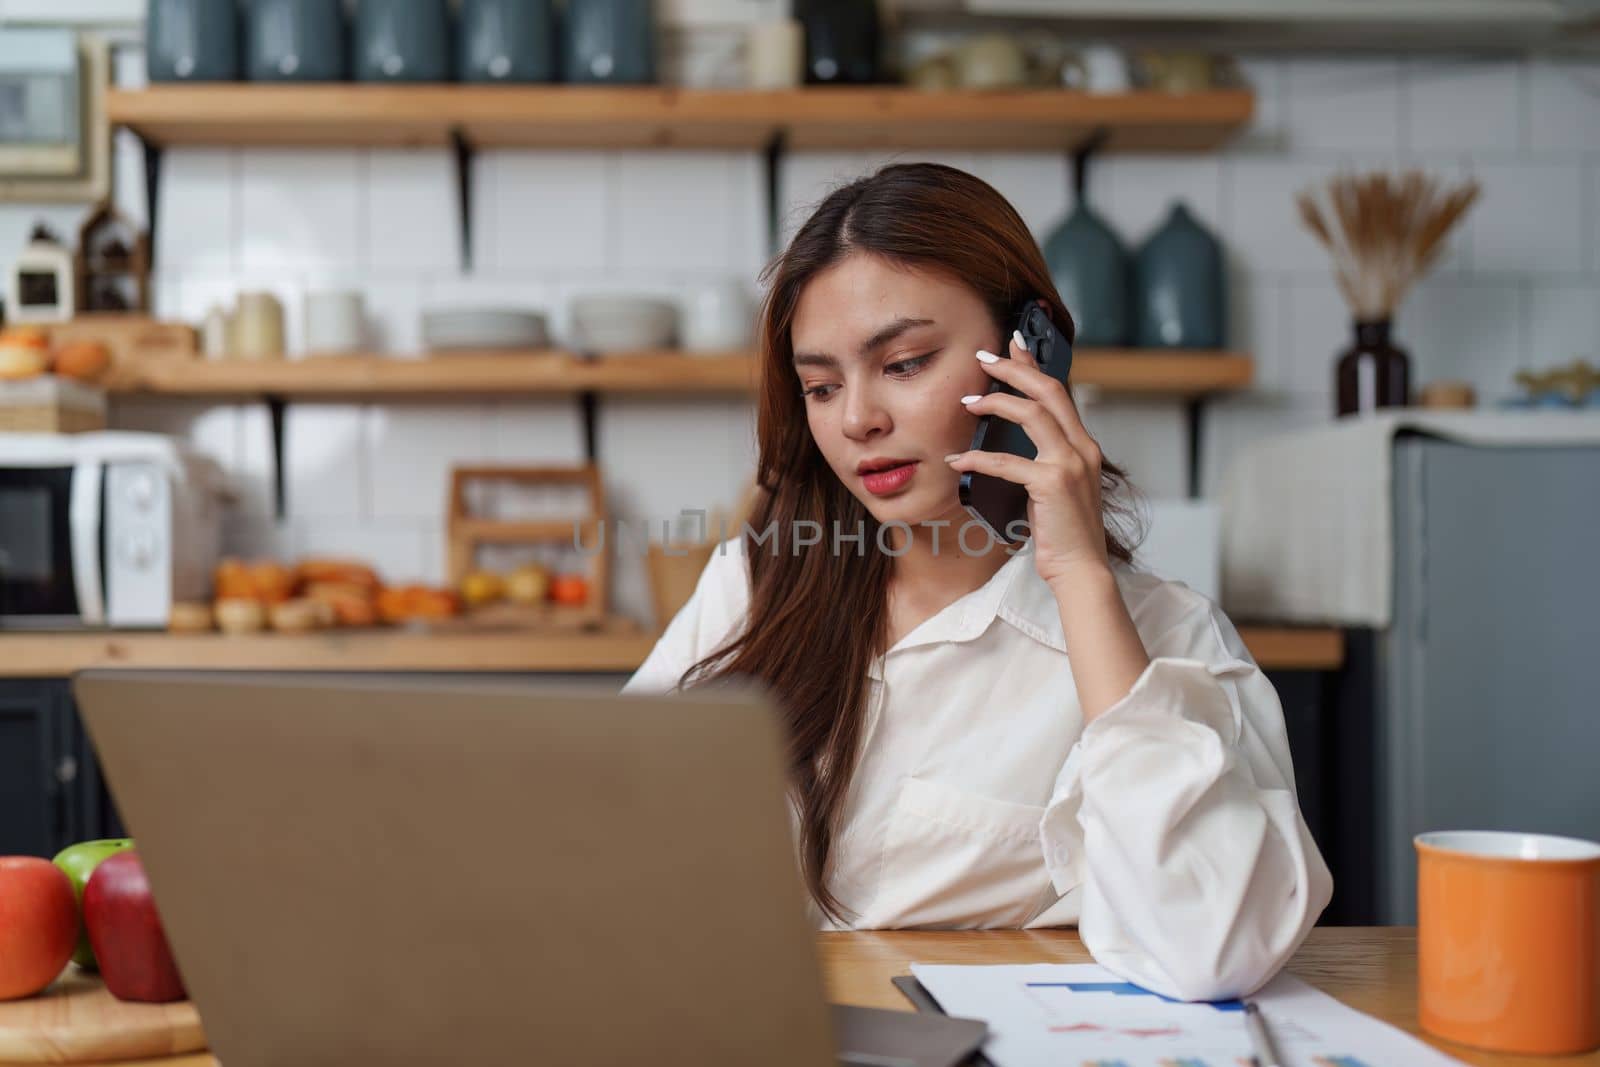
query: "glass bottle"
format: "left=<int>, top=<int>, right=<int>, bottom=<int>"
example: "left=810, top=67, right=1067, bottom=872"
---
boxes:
left=1336, top=319, right=1410, bottom=416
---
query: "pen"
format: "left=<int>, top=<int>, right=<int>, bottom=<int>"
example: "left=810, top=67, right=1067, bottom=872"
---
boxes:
left=1243, top=1000, right=1284, bottom=1067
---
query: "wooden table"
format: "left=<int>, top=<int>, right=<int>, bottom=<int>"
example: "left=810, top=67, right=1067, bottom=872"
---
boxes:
left=13, top=928, right=1592, bottom=1067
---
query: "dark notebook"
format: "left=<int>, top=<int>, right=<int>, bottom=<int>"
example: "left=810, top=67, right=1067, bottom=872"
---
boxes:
left=833, top=1002, right=987, bottom=1067
left=891, top=977, right=996, bottom=1067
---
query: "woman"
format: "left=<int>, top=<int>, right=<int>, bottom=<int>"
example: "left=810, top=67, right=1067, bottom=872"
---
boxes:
left=621, top=163, right=1331, bottom=1001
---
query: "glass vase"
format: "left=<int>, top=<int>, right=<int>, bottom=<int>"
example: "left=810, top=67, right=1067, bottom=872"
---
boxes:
left=1336, top=318, right=1410, bottom=417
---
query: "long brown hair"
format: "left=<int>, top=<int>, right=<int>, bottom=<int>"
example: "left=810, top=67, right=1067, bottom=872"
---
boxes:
left=676, top=162, right=1140, bottom=923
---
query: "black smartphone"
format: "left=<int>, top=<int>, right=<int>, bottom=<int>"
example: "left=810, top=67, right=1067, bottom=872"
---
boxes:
left=957, top=298, right=1074, bottom=544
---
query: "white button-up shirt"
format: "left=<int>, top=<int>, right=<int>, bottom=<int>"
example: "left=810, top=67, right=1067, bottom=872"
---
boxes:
left=621, top=536, right=1333, bottom=1001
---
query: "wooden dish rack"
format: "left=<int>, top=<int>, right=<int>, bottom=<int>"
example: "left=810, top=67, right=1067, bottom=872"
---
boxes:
left=447, top=463, right=609, bottom=630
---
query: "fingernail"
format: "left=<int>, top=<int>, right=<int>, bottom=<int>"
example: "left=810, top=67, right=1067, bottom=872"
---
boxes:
left=944, top=453, right=963, bottom=462
left=960, top=394, right=983, bottom=404
left=975, top=349, right=1000, bottom=363
left=1013, top=329, right=1027, bottom=349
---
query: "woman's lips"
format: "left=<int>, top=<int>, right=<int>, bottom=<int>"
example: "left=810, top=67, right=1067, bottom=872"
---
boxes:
left=861, top=461, right=919, bottom=496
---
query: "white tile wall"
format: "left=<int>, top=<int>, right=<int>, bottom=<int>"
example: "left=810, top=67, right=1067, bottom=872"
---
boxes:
left=238, top=149, right=362, bottom=273
left=616, top=150, right=750, bottom=275
left=1590, top=162, right=1600, bottom=271
left=5, top=53, right=1597, bottom=625
left=1464, top=162, right=1585, bottom=273
left=233, top=404, right=278, bottom=518
left=1227, top=56, right=1289, bottom=154
left=1284, top=59, right=1404, bottom=155
left=1079, top=403, right=1187, bottom=500
left=1528, top=60, right=1600, bottom=153
left=282, top=405, right=366, bottom=519
left=1526, top=283, right=1600, bottom=364
left=489, top=401, right=587, bottom=461
left=486, top=151, right=610, bottom=274
left=1399, top=277, right=1526, bottom=398
left=1224, top=159, right=1346, bottom=273
left=1229, top=266, right=1286, bottom=390
left=366, top=406, right=495, bottom=522
left=1404, top=60, right=1523, bottom=156
left=364, top=149, right=460, bottom=275
left=154, top=149, right=235, bottom=271
left=1282, top=279, right=1351, bottom=403
left=1100, top=156, right=1224, bottom=247
left=971, top=153, right=1074, bottom=242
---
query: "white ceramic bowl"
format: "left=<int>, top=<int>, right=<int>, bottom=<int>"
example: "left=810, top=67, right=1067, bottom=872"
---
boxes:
left=421, top=308, right=548, bottom=351
left=569, top=295, right=678, bottom=353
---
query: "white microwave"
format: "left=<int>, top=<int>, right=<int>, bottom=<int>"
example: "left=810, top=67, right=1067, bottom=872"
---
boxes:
left=0, top=432, right=226, bottom=629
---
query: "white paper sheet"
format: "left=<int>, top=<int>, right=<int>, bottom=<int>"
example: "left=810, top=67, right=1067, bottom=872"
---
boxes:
left=911, top=963, right=1464, bottom=1067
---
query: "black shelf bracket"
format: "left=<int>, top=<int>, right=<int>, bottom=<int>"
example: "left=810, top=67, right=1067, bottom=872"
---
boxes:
left=762, top=128, right=788, bottom=258
left=1185, top=396, right=1205, bottom=499
left=1070, top=126, right=1110, bottom=204
left=451, top=126, right=475, bottom=272
left=579, top=389, right=600, bottom=463
left=137, top=132, right=164, bottom=270
left=266, top=395, right=289, bottom=520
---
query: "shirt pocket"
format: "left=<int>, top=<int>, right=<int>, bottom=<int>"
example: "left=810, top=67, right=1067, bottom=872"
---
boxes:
left=857, top=776, right=1053, bottom=929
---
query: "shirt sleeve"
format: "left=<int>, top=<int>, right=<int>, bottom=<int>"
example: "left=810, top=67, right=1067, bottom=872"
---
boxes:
left=1037, top=580, right=1334, bottom=1001
left=620, top=536, right=750, bottom=696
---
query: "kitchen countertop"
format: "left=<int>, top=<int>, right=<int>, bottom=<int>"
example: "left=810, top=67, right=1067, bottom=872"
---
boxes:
left=0, top=624, right=1343, bottom=676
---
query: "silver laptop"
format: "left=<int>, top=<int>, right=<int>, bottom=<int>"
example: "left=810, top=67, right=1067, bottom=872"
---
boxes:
left=73, top=671, right=985, bottom=1067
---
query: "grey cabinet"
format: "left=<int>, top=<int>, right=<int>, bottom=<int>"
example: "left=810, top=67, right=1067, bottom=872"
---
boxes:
left=1374, top=438, right=1600, bottom=923
left=0, top=680, right=121, bottom=857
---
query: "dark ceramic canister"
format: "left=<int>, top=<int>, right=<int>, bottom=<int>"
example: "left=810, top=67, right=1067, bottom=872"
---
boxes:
left=563, top=0, right=656, bottom=84
left=147, top=0, right=240, bottom=82
left=1336, top=319, right=1410, bottom=416
left=459, top=0, right=555, bottom=82
left=795, top=0, right=881, bottom=84
left=246, top=0, right=347, bottom=81
left=1043, top=203, right=1131, bottom=348
left=1133, top=202, right=1226, bottom=349
left=353, top=0, right=453, bottom=82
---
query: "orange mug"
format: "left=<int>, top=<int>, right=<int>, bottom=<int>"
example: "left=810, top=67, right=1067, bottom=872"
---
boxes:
left=1416, top=830, right=1600, bottom=1055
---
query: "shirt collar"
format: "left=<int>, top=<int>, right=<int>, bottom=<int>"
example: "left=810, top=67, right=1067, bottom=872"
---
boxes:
left=866, top=545, right=1067, bottom=681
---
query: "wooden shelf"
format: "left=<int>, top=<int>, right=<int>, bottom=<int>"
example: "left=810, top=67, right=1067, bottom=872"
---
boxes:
left=104, top=351, right=756, bottom=397
left=0, top=624, right=1340, bottom=677
left=0, top=622, right=655, bottom=678
left=108, top=85, right=1254, bottom=152
left=1236, top=626, right=1345, bottom=672
left=105, top=350, right=1251, bottom=399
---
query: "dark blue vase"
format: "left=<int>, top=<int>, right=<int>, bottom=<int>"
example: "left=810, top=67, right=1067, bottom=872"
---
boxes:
left=353, top=0, right=453, bottom=82
left=459, top=0, right=555, bottom=82
left=147, top=0, right=240, bottom=82
left=1043, top=203, right=1131, bottom=348
left=563, top=0, right=656, bottom=84
left=1133, top=202, right=1226, bottom=349
left=246, top=0, right=347, bottom=81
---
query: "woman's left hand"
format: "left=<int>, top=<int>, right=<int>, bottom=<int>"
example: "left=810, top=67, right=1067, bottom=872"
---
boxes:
left=944, top=329, right=1111, bottom=591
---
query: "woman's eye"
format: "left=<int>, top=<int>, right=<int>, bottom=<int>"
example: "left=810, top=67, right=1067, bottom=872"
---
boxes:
left=886, top=354, right=934, bottom=377
left=801, top=383, right=838, bottom=401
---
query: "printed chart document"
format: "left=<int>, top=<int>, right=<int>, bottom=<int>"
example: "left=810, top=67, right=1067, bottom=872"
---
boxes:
left=910, top=963, right=1465, bottom=1067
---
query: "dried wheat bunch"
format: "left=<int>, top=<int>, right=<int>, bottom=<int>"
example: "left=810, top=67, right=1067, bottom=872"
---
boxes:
left=1295, top=171, right=1480, bottom=322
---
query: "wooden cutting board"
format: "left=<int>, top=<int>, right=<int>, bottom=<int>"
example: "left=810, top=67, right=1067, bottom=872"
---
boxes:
left=0, top=967, right=205, bottom=1064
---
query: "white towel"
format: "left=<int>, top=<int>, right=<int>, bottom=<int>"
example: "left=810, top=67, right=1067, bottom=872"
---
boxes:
left=1219, top=410, right=1600, bottom=627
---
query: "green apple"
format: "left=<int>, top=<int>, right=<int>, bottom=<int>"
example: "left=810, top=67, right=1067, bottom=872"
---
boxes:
left=52, top=839, right=134, bottom=969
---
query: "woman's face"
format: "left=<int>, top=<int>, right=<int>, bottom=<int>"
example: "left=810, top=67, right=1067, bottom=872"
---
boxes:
left=790, top=252, right=999, bottom=530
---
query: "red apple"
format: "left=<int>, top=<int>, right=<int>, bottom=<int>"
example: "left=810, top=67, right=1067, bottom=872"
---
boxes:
left=82, top=851, right=187, bottom=1003
left=0, top=856, right=79, bottom=1000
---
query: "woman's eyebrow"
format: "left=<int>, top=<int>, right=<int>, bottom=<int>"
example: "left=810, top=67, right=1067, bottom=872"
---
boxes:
left=791, top=317, right=937, bottom=368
